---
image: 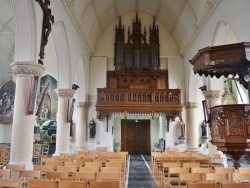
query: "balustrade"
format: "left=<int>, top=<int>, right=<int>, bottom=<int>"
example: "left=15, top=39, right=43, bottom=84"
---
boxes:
left=97, top=89, right=181, bottom=104
left=96, top=88, right=182, bottom=119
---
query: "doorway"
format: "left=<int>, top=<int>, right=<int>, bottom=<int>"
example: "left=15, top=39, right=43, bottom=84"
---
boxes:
left=121, top=119, right=150, bottom=155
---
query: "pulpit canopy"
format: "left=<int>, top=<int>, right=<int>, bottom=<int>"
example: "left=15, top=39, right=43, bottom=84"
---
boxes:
left=189, top=42, right=250, bottom=90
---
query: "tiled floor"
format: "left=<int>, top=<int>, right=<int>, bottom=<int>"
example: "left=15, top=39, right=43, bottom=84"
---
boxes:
left=128, top=155, right=157, bottom=188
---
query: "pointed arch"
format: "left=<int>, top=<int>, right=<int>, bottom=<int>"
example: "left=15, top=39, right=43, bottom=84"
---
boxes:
left=52, top=21, right=71, bottom=88
left=11, top=0, right=36, bottom=62
left=76, top=56, right=88, bottom=102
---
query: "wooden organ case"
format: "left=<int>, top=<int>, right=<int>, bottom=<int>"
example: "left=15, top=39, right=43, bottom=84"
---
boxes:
left=96, top=13, right=183, bottom=130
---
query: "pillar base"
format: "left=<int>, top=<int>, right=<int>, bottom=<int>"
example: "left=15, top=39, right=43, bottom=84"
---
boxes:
left=186, top=147, right=200, bottom=152
left=54, top=151, right=71, bottom=156
left=8, top=161, right=33, bottom=170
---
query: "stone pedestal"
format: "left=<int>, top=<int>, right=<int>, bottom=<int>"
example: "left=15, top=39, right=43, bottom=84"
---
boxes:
left=10, top=62, right=45, bottom=169
left=75, top=102, right=90, bottom=149
left=185, top=102, right=199, bottom=151
left=54, top=89, right=75, bottom=155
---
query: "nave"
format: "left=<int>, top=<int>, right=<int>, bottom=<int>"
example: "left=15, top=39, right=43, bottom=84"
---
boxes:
left=2, top=149, right=250, bottom=188
left=128, top=155, right=157, bottom=188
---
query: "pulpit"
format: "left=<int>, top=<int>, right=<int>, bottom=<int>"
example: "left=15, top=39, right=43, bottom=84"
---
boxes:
left=210, top=104, right=250, bottom=168
left=190, top=42, right=250, bottom=168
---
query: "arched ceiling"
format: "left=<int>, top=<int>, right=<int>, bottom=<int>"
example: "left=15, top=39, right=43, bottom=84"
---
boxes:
left=62, top=0, right=223, bottom=55
left=0, top=0, right=14, bottom=60
left=0, top=0, right=223, bottom=60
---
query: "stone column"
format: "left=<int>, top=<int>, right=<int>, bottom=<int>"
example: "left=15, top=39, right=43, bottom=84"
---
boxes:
left=203, top=90, right=223, bottom=143
left=184, top=102, right=199, bottom=151
left=10, top=62, right=45, bottom=169
left=54, top=89, right=75, bottom=155
left=203, top=90, right=223, bottom=108
left=75, top=102, right=90, bottom=149
left=203, top=90, right=227, bottom=166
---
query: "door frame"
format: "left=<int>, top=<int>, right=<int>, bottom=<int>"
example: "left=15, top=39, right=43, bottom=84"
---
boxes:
left=121, top=119, right=151, bottom=155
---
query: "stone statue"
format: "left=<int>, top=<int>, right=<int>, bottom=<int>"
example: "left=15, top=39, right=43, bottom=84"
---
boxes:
left=89, top=118, right=96, bottom=138
left=179, top=120, right=185, bottom=138
left=201, top=120, right=207, bottom=137
left=70, top=121, right=73, bottom=137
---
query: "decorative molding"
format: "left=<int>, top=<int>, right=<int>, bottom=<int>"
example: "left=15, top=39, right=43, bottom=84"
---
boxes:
left=184, top=102, right=198, bottom=109
left=203, top=90, right=223, bottom=100
left=10, top=62, right=46, bottom=77
left=0, top=116, right=12, bottom=125
left=180, top=0, right=224, bottom=55
left=77, top=102, right=90, bottom=108
left=54, top=89, right=75, bottom=98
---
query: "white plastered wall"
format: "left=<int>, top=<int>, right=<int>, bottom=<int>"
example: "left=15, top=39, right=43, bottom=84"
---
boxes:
left=88, top=57, right=113, bottom=151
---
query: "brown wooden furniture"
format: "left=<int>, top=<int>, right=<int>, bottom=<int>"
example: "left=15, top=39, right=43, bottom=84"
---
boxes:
left=121, top=120, right=150, bottom=154
left=190, top=42, right=250, bottom=168
left=209, top=104, right=250, bottom=168
left=96, top=12, right=183, bottom=130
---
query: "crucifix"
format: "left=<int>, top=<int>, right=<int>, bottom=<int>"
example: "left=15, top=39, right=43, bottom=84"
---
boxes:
left=35, top=0, right=54, bottom=65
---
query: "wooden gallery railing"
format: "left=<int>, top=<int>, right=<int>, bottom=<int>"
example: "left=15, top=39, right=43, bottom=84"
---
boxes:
left=96, top=88, right=183, bottom=119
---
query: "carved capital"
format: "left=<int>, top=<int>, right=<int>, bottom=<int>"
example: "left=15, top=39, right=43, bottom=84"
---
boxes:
left=184, top=102, right=198, bottom=109
left=77, top=102, right=90, bottom=108
left=11, top=62, right=46, bottom=77
left=203, top=90, right=223, bottom=100
left=54, top=89, right=75, bottom=98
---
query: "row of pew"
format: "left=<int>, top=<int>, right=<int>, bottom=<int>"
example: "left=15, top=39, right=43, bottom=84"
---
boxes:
left=0, top=150, right=129, bottom=188
left=150, top=151, right=250, bottom=188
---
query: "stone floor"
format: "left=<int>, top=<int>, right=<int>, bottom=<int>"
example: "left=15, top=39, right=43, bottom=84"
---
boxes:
left=127, top=155, right=157, bottom=188
left=126, top=155, right=250, bottom=188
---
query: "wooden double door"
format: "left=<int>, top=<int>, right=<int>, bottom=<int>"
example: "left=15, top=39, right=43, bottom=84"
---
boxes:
left=121, top=120, right=150, bottom=155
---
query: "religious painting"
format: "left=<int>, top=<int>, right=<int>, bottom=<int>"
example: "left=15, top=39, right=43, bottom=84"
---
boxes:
left=0, top=80, right=15, bottom=116
left=39, top=75, right=57, bottom=121
left=36, top=92, right=51, bottom=120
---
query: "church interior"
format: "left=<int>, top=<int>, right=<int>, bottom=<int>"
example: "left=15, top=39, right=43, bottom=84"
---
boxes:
left=1, top=0, right=250, bottom=187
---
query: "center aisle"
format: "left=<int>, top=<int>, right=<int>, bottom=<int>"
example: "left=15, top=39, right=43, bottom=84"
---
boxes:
left=127, top=155, right=158, bottom=188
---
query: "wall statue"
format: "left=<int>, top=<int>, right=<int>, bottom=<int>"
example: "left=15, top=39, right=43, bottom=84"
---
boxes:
left=89, top=118, right=96, bottom=138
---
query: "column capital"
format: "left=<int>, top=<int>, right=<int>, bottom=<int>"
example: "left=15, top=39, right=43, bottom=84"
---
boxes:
left=11, top=61, right=46, bottom=77
left=203, top=90, right=223, bottom=100
left=184, top=102, right=198, bottom=109
left=77, top=102, right=90, bottom=108
left=55, top=89, right=75, bottom=98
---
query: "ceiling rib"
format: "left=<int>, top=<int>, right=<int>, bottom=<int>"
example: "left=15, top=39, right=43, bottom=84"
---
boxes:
left=170, top=0, right=187, bottom=35
left=113, top=0, right=119, bottom=18
left=92, top=1, right=103, bottom=34
left=80, top=0, right=93, bottom=20
left=155, top=0, right=162, bottom=18
left=186, top=1, right=198, bottom=22
left=0, top=18, right=13, bottom=34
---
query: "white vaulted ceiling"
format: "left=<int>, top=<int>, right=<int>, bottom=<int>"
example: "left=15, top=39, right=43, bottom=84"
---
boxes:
left=62, top=0, right=222, bottom=54
left=0, top=0, right=14, bottom=60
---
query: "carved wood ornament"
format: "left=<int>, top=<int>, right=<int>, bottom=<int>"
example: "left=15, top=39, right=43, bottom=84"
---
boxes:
left=96, top=12, right=183, bottom=131
left=190, top=42, right=250, bottom=168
